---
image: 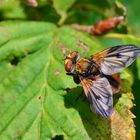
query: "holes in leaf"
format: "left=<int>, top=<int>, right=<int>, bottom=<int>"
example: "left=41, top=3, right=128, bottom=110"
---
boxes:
left=9, top=50, right=39, bottom=66
left=9, top=56, right=21, bottom=66
left=51, top=135, right=64, bottom=140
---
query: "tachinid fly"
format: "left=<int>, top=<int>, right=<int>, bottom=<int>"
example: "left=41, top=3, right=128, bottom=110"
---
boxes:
left=64, top=45, right=140, bottom=117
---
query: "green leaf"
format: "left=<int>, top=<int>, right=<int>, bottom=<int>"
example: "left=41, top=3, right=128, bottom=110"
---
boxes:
left=0, top=0, right=26, bottom=19
left=0, top=22, right=135, bottom=139
left=120, top=0, right=140, bottom=36
left=53, top=0, right=75, bottom=25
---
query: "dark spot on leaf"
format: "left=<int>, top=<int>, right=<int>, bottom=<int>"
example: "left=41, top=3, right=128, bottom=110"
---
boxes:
left=38, top=96, right=42, bottom=100
left=51, top=135, right=64, bottom=140
left=9, top=56, right=20, bottom=66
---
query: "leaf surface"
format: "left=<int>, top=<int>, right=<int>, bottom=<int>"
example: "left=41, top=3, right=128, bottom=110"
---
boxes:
left=0, top=22, right=136, bottom=140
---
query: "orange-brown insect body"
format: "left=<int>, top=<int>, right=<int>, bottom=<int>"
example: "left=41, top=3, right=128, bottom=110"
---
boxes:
left=75, top=58, right=100, bottom=77
left=75, top=58, right=90, bottom=74
left=64, top=51, right=120, bottom=90
left=64, top=44, right=140, bottom=117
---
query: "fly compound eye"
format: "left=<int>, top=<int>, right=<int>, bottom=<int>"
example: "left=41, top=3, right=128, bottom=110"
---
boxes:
left=64, top=51, right=80, bottom=73
left=64, top=58, right=73, bottom=72
left=71, top=51, right=78, bottom=58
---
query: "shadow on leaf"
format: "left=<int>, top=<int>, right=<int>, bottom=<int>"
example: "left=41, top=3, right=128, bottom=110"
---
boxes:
left=64, top=86, right=112, bottom=139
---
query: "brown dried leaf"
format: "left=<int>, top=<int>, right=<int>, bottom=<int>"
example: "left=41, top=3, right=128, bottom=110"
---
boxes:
left=71, top=16, right=124, bottom=35
left=111, top=92, right=135, bottom=140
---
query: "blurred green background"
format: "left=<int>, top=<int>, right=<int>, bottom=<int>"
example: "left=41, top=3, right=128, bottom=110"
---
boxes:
left=0, top=0, right=140, bottom=140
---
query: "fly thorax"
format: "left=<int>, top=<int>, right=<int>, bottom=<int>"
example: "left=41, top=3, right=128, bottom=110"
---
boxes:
left=75, top=58, right=91, bottom=75
left=75, top=58, right=100, bottom=76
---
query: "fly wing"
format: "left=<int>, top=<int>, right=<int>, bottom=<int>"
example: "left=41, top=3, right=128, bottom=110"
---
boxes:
left=80, top=76, right=113, bottom=117
left=91, top=45, right=140, bottom=75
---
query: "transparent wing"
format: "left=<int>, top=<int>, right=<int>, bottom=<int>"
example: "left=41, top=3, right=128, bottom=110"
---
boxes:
left=91, top=45, right=140, bottom=75
left=80, top=76, right=113, bottom=117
